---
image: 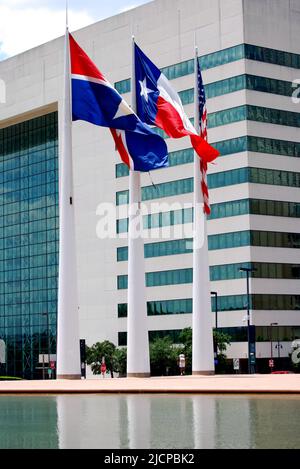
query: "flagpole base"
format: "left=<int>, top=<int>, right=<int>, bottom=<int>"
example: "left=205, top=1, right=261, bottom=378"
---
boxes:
left=57, top=374, right=82, bottom=380
left=192, top=371, right=215, bottom=376
left=127, top=373, right=151, bottom=378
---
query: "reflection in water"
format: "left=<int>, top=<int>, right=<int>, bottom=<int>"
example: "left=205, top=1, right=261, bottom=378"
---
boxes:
left=249, top=397, right=300, bottom=449
left=0, top=394, right=300, bottom=449
left=0, top=396, right=58, bottom=449
left=127, top=395, right=151, bottom=449
left=56, top=395, right=123, bottom=449
left=193, top=396, right=216, bottom=449
left=215, top=397, right=252, bottom=449
left=148, top=395, right=194, bottom=448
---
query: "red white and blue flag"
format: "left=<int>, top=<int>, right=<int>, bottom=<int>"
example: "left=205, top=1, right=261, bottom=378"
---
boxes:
left=70, top=34, right=168, bottom=172
left=134, top=43, right=219, bottom=164
left=196, top=58, right=211, bottom=215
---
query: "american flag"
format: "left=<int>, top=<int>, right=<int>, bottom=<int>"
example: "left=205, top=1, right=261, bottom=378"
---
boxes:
left=197, top=58, right=211, bottom=215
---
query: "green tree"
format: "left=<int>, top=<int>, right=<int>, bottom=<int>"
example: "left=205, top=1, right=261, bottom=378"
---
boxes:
left=150, top=337, right=179, bottom=376
left=179, top=328, right=192, bottom=373
left=213, top=330, right=231, bottom=354
left=113, top=347, right=127, bottom=377
left=178, top=328, right=232, bottom=374
left=86, top=340, right=116, bottom=378
left=213, top=330, right=231, bottom=373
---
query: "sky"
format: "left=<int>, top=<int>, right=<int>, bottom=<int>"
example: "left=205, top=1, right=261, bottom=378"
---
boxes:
left=0, top=0, right=151, bottom=60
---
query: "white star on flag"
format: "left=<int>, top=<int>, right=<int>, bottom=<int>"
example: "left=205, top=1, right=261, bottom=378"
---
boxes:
left=139, top=77, right=153, bottom=102
left=113, top=99, right=134, bottom=120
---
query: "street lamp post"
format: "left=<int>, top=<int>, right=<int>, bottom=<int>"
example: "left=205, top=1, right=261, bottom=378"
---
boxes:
left=270, top=322, right=278, bottom=372
left=42, top=312, right=50, bottom=378
left=239, top=267, right=256, bottom=374
left=276, top=341, right=282, bottom=359
left=275, top=326, right=283, bottom=364
left=210, top=291, right=218, bottom=329
left=211, top=291, right=218, bottom=366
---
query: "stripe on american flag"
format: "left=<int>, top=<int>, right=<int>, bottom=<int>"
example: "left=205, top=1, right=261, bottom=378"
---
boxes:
left=197, top=59, right=211, bottom=215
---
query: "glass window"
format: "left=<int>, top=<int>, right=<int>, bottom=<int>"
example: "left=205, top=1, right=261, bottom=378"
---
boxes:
left=0, top=112, right=59, bottom=379
left=116, top=191, right=129, bottom=206
left=145, top=268, right=193, bottom=287
left=208, top=167, right=249, bottom=189
left=150, top=213, right=160, bottom=228
left=245, top=44, right=300, bottom=70
left=168, top=148, right=194, bottom=167
left=117, top=207, right=194, bottom=235
left=246, top=75, right=293, bottom=97
left=207, top=229, right=300, bottom=251
left=118, top=332, right=127, bottom=347
left=214, top=136, right=247, bottom=156
left=209, top=105, right=300, bottom=130
left=249, top=167, right=300, bottom=188
left=117, top=275, right=128, bottom=290
left=117, top=269, right=193, bottom=289
left=116, top=163, right=129, bottom=178
left=114, top=78, right=131, bottom=95
left=145, top=299, right=192, bottom=317
left=117, top=247, right=128, bottom=262
left=178, top=88, right=194, bottom=105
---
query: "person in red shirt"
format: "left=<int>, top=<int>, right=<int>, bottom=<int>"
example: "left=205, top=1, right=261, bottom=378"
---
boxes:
left=101, top=359, right=107, bottom=378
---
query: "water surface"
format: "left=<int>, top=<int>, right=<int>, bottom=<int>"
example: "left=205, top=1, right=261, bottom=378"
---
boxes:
left=0, top=394, right=299, bottom=449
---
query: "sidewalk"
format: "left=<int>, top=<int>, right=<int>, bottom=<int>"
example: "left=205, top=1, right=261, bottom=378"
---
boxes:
left=1, top=374, right=300, bottom=394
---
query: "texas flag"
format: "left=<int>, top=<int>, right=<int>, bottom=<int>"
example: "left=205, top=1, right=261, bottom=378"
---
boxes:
left=134, top=43, right=219, bottom=163
left=69, top=34, right=168, bottom=172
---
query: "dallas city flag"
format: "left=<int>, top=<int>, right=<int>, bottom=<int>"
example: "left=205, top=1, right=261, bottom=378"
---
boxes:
left=134, top=43, right=219, bottom=163
left=69, top=34, right=168, bottom=172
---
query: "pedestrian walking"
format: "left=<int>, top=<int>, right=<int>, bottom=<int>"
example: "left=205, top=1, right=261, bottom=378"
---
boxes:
left=178, top=353, right=186, bottom=376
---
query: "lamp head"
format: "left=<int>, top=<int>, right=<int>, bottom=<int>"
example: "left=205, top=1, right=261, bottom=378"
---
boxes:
left=239, top=267, right=257, bottom=273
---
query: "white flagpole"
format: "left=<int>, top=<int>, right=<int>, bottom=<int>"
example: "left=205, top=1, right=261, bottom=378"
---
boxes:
left=126, top=36, right=150, bottom=377
left=192, top=45, right=214, bottom=375
left=56, top=8, right=81, bottom=379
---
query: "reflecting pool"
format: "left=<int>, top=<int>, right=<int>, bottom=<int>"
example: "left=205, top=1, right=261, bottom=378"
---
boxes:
left=0, top=394, right=300, bottom=449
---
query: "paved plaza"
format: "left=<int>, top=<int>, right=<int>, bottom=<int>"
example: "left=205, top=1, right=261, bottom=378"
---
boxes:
left=0, top=374, right=300, bottom=394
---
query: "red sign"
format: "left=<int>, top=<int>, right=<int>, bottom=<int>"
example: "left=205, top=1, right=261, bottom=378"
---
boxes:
left=269, top=359, right=274, bottom=368
left=50, top=361, right=56, bottom=370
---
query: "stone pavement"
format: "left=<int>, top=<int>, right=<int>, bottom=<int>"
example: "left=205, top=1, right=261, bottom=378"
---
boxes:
left=0, top=374, right=300, bottom=394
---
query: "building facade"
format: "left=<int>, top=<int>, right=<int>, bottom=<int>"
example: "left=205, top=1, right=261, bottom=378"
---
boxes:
left=0, top=0, right=300, bottom=378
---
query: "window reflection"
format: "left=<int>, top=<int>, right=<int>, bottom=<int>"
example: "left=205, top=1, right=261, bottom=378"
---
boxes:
left=0, top=112, right=58, bottom=379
